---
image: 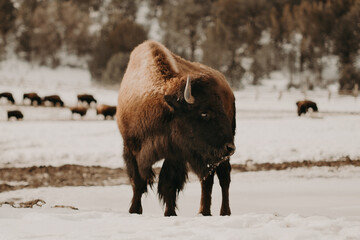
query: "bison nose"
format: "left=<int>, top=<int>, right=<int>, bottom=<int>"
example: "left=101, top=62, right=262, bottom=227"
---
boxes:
left=225, top=143, right=236, bottom=156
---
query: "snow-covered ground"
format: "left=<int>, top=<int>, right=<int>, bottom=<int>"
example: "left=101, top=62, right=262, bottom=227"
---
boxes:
left=1, top=168, right=360, bottom=239
left=1, top=59, right=360, bottom=239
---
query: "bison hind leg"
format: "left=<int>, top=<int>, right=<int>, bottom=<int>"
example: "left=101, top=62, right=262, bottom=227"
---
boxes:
left=139, top=165, right=156, bottom=189
left=123, top=146, right=148, bottom=215
left=158, top=159, right=187, bottom=216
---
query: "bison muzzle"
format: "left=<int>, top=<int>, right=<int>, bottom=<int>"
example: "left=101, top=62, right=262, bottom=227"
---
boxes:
left=116, top=40, right=236, bottom=217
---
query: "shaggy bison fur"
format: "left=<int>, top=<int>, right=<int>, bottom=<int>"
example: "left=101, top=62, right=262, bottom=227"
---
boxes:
left=116, top=40, right=236, bottom=216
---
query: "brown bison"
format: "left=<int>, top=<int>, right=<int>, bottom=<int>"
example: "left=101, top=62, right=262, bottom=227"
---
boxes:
left=7, top=110, right=23, bottom=120
left=96, top=104, right=116, bottom=119
left=77, top=94, right=97, bottom=105
left=69, top=106, right=87, bottom=118
left=43, top=95, right=64, bottom=107
left=116, top=40, right=236, bottom=216
left=23, top=93, right=42, bottom=106
left=0, top=92, right=15, bottom=104
left=296, top=100, right=318, bottom=116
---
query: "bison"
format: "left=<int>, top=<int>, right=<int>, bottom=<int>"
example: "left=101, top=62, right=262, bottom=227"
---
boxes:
left=0, top=92, right=15, bottom=104
left=7, top=110, right=23, bottom=120
left=43, top=95, right=64, bottom=107
left=116, top=40, right=236, bottom=216
left=96, top=104, right=116, bottom=119
left=296, top=100, right=318, bottom=116
left=77, top=94, right=97, bottom=106
left=23, top=93, right=42, bottom=106
left=69, top=106, right=87, bottom=118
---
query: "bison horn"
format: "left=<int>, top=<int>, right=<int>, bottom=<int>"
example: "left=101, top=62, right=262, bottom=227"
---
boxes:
left=184, top=76, right=195, bottom=104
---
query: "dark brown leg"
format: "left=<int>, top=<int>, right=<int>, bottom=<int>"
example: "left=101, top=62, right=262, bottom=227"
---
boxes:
left=216, top=160, right=231, bottom=216
left=158, top=159, right=187, bottom=217
left=129, top=179, right=147, bottom=214
left=123, top=147, right=147, bottom=214
left=198, top=173, right=214, bottom=216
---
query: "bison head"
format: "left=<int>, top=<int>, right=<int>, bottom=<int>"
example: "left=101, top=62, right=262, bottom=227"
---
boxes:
left=164, top=76, right=235, bottom=176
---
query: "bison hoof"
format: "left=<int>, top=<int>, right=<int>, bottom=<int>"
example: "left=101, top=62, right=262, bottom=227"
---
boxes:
left=129, top=205, right=143, bottom=215
left=164, top=209, right=177, bottom=217
left=220, top=208, right=231, bottom=216
left=199, top=211, right=212, bottom=216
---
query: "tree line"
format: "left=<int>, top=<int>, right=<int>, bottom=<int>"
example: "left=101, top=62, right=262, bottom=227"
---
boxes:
left=0, top=0, right=359, bottom=90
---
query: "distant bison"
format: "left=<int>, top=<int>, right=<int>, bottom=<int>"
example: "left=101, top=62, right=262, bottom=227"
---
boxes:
left=96, top=104, right=116, bottom=119
left=296, top=100, right=318, bottom=116
left=77, top=94, right=97, bottom=105
left=0, top=92, right=15, bottom=104
left=7, top=110, right=23, bottom=120
left=43, top=95, right=64, bottom=107
left=23, top=93, right=42, bottom=106
left=117, top=40, right=236, bottom=216
left=69, top=106, right=87, bottom=118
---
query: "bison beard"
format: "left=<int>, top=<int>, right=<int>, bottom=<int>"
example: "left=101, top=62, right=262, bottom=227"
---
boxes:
left=117, top=40, right=236, bottom=216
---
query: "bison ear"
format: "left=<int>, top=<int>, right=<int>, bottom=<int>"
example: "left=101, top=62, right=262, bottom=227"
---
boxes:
left=164, top=95, right=183, bottom=111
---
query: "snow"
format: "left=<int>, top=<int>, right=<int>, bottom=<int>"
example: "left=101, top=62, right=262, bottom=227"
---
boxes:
left=1, top=59, right=360, bottom=239
left=234, top=115, right=360, bottom=164
left=0, top=121, right=122, bottom=168
left=1, top=169, right=360, bottom=239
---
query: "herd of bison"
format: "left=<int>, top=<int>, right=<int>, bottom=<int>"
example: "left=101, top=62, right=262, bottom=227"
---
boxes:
left=0, top=92, right=117, bottom=121
left=1, top=91, right=319, bottom=121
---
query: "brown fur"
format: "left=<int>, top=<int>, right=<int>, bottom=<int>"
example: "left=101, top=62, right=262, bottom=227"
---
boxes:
left=23, top=93, right=42, bottom=106
left=296, top=100, right=318, bottom=116
left=7, top=110, right=23, bottom=120
left=69, top=106, right=87, bottom=117
left=0, top=92, right=15, bottom=104
left=117, top=40, right=236, bottom=216
left=96, top=105, right=116, bottom=119
left=77, top=94, right=97, bottom=105
left=43, top=95, right=64, bottom=107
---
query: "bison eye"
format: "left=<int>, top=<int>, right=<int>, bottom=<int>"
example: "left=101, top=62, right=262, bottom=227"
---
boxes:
left=200, top=112, right=210, bottom=121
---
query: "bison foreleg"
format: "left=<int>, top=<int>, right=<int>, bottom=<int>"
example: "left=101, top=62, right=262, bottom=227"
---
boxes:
left=215, top=160, right=231, bottom=216
left=158, top=159, right=187, bottom=217
left=199, top=173, right=214, bottom=216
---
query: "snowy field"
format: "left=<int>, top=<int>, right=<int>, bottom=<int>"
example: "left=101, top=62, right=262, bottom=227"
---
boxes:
left=1, top=60, right=360, bottom=239
left=1, top=169, right=360, bottom=239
